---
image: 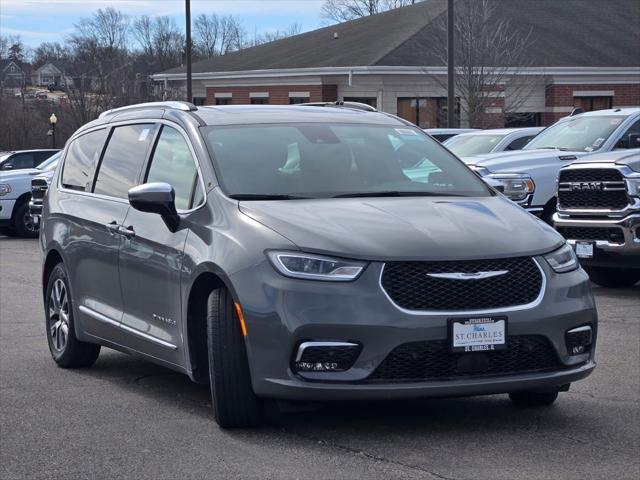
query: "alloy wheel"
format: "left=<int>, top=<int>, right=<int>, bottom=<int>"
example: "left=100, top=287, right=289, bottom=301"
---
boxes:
left=49, top=279, right=69, bottom=352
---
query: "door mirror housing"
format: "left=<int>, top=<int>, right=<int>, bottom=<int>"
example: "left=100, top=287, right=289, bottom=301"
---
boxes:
left=128, top=182, right=179, bottom=232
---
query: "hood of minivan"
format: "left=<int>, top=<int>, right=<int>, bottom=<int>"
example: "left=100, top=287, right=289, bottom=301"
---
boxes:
left=239, top=196, right=563, bottom=261
left=466, top=149, right=588, bottom=172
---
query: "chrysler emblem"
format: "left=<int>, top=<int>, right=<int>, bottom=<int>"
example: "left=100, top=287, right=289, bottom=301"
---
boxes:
left=427, top=270, right=509, bottom=280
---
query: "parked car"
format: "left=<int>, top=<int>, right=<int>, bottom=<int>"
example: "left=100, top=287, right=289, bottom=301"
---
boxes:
left=443, top=127, right=544, bottom=158
left=29, top=153, right=62, bottom=226
left=553, top=149, right=640, bottom=287
left=47, top=83, right=66, bottom=92
left=0, top=151, right=60, bottom=236
left=0, top=149, right=59, bottom=171
left=465, top=108, right=640, bottom=221
left=41, top=102, right=596, bottom=428
left=423, top=128, right=479, bottom=142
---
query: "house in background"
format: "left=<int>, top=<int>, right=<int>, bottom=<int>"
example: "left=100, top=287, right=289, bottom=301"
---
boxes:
left=0, top=60, right=28, bottom=88
left=31, top=63, right=73, bottom=87
left=153, top=0, right=640, bottom=128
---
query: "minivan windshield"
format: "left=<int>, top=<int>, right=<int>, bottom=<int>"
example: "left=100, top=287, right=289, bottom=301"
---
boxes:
left=524, top=115, right=626, bottom=152
left=203, top=124, right=490, bottom=199
left=444, top=134, right=505, bottom=156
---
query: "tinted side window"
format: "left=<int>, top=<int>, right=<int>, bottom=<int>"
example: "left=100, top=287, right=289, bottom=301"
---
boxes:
left=35, top=151, right=56, bottom=165
left=1, top=153, right=34, bottom=170
left=62, top=130, right=106, bottom=191
left=94, top=124, right=156, bottom=199
left=146, top=126, right=200, bottom=210
left=616, top=120, right=640, bottom=149
left=505, top=136, right=533, bottom=151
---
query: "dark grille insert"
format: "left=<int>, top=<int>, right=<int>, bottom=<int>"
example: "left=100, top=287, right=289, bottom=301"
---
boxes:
left=366, top=336, right=567, bottom=383
left=30, top=178, right=49, bottom=201
left=381, top=258, right=542, bottom=311
left=560, top=169, right=624, bottom=183
left=557, top=226, right=624, bottom=244
left=558, top=169, right=629, bottom=209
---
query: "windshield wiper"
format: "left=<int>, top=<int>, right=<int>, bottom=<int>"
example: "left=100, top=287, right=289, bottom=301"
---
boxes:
left=332, top=191, right=465, bottom=198
left=228, top=193, right=312, bottom=200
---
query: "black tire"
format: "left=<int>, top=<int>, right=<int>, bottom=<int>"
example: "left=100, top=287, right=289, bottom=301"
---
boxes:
left=509, top=390, right=559, bottom=407
left=585, top=267, right=640, bottom=288
left=207, top=288, right=263, bottom=428
left=13, top=200, right=38, bottom=238
left=45, top=263, right=100, bottom=368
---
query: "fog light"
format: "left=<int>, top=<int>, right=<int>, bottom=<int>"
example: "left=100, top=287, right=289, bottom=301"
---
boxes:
left=565, top=325, right=592, bottom=355
left=294, top=341, right=360, bottom=372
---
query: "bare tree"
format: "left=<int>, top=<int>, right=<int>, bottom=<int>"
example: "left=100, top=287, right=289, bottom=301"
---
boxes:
left=250, top=23, right=302, bottom=46
left=193, top=13, right=246, bottom=58
left=425, top=0, right=537, bottom=127
left=133, top=16, right=184, bottom=70
left=322, top=0, right=420, bottom=22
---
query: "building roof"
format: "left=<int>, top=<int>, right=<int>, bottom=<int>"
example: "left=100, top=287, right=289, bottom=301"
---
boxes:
left=161, top=0, right=640, bottom=76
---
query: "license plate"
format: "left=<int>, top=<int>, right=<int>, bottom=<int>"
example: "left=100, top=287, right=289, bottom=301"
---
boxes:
left=575, top=242, right=594, bottom=259
left=449, top=316, right=507, bottom=353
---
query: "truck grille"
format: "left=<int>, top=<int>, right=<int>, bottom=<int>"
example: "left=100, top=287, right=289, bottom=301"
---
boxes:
left=31, top=178, right=49, bottom=202
left=365, top=336, right=567, bottom=383
left=558, top=168, right=629, bottom=210
left=381, top=257, right=543, bottom=312
left=557, top=226, right=624, bottom=244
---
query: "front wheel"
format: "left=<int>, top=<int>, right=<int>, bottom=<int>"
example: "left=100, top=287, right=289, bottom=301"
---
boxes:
left=207, top=288, right=263, bottom=428
left=13, top=200, right=38, bottom=238
left=45, top=263, right=100, bottom=368
left=585, top=267, right=640, bottom=288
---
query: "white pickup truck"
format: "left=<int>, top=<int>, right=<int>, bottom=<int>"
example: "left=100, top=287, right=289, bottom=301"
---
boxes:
left=464, top=108, right=640, bottom=222
left=0, top=152, right=60, bottom=237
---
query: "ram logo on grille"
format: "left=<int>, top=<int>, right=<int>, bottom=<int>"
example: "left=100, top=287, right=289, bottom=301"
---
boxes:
left=427, top=270, right=509, bottom=281
left=569, top=182, right=605, bottom=191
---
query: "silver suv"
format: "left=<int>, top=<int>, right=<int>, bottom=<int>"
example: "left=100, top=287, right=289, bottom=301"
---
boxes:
left=40, top=102, right=597, bottom=428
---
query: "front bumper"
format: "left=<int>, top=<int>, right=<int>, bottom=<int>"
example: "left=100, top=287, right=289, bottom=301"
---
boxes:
left=232, top=258, right=597, bottom=401
left=554, top=213, right=640, bottom=267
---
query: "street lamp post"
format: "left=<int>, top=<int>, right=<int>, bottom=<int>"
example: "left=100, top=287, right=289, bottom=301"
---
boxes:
left=185, top=0, right=193, bottom=103
left=49, top=113, right=57, bottom=149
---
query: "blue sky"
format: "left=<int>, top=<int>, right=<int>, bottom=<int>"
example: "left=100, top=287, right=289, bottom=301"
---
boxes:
left=0, top=0, right=328, bottom=47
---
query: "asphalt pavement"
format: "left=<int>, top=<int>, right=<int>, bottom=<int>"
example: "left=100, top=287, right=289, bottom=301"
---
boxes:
left=1, top=236, right=638, bottom=480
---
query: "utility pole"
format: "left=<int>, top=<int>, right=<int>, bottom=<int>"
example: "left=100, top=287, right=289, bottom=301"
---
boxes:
left=447, top=0, right=455, bottom=127
left=185, top=0, right=193, bottom=103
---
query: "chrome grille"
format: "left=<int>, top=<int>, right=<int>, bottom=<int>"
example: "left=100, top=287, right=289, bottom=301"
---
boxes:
left=558, top=168, right=629, bottom=210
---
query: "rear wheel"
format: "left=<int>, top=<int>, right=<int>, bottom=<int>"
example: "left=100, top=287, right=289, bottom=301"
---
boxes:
left=45, top=263, right=100, bottom=368
left=13, top=200, right=38, bottom=238
left=206, top=288, right=263, bottom=428
left=585, top=267, right=640, bottom=288
left=509, top=390, right=559, bottom=407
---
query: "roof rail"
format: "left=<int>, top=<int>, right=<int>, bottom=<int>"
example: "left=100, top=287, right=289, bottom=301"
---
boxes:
left=99, top=101, right=198, bottom=119
left=296, top=101, right=377, bottom=112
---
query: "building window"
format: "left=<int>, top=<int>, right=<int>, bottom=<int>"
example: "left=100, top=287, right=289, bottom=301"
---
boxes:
left=251, top=97, right=269, bottom=105
left=397, top=97, right=459, bottom=128
left=343, top=97, right=377, bottom=108
left=192, top=97, right=206, bottom=106
left=215, top=97, right=232, bottom=105
left=574, top=96, right=612, bottom=112
left=289, top=97, right=308, bottom=104
left=505, top=112, right=542, bottom=127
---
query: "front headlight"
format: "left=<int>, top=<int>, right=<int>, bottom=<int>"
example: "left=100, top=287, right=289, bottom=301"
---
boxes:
left=625, top=178, right=640, bottom=197
left=0, top=184, right=11, bottom=196
left=486, top=174, right=535, bottom=202
left=543, top=243, right=579, bottom=273
left=267, top=251, right=367, bottom=281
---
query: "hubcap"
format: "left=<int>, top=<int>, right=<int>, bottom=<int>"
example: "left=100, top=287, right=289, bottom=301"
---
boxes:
left=49, top=279, right=69, bottom=351
left=23, top=211, right=37, bottom=233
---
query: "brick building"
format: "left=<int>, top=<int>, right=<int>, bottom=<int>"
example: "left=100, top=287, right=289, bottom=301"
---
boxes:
left=153, top=0, right=640, bottom=128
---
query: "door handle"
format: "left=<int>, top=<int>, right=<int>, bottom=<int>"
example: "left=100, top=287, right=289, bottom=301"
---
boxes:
left=118, top=225, right=136, bottom=238
left=106, top=221, right=120, bottom=236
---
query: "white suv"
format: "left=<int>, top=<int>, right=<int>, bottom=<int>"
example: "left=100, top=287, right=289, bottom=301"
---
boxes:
left=465, top=108, right=640, bottom=222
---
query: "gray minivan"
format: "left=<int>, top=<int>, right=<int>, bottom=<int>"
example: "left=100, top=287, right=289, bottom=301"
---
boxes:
left=40, top=102, right=597, bottom=428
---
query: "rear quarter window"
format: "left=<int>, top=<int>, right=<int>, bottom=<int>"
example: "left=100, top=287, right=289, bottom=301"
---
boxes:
left=61, top=129, right=107, bottom=191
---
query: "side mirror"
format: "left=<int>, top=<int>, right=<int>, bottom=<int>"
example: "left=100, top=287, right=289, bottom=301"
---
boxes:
left=128, top=182, right=179, bottom=232
left=482, top=177, right=505, bottom=193
left=628, top=134, right=640, bottom=149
